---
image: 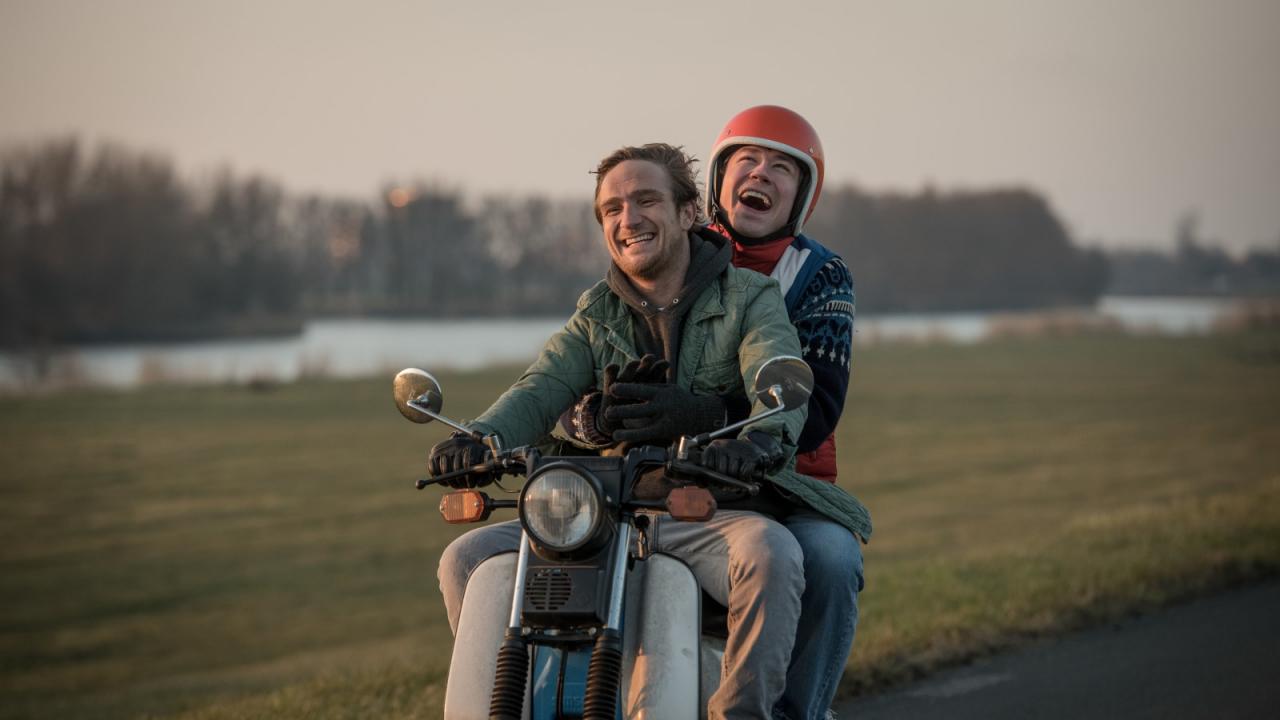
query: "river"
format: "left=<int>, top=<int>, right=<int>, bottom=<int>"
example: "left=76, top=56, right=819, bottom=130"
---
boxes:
left=0, top=297, right=1257, bottom=392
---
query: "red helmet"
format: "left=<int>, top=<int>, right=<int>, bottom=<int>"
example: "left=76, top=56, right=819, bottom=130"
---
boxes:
left=707, top=105, right=825, bottom=236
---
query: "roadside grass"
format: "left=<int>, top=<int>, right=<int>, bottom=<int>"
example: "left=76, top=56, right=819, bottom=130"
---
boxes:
left=840, top=330, right=1280, bottom=693
left=1, top=330, right=1278, bottom=718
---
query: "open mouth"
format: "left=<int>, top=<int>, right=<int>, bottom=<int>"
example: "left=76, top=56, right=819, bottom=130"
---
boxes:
left=622, top=232, right=655, bottom=247
left=739, top=189, right=772, bottom=212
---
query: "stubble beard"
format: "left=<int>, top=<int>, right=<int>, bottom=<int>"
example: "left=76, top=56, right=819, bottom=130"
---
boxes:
left=621, top=252, right=665, bottom=282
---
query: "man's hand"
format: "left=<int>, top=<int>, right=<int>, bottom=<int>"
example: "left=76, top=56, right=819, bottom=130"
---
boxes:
left=700, top=431, right=785, bottom=480
left=607, top=383, right=725, bottom=444
left=427, top=432, right=493, bottom=488
left=596, top=354, right=670, bottom=437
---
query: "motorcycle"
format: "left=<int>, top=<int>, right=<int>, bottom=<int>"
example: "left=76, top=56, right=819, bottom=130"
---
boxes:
left=393, top=356, right=813, bottom=720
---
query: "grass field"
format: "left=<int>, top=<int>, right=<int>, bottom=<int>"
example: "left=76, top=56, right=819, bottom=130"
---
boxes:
left=2, top=330, right=1279, bottom=719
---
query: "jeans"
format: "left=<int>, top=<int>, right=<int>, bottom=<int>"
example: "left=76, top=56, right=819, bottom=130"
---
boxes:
left=775, top=510, right=865, bottom=720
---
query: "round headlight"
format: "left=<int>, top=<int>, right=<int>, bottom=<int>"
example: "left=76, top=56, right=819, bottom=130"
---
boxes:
left=520, top=466, right=603, bottom=553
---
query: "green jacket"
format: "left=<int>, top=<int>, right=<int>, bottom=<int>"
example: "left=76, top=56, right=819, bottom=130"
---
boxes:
left=472, top=265, right=803, bottom=452
left=471, top=265, right=872, bottom=540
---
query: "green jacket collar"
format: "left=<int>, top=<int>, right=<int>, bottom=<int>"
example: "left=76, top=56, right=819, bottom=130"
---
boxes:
left=576, top=270, right=729, bottom=388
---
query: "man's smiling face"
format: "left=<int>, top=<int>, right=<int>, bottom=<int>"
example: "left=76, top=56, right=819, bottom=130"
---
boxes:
left=717, top=145, right=802, bottom=238
left=596, top=159, right=695, bottom=281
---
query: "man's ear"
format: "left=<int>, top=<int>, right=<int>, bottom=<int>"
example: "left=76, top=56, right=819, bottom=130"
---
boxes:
left=678, top=201, right=696, bottom=231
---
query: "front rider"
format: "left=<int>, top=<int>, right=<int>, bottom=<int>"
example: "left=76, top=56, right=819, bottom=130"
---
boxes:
left=560, top=106, right=871, bottom=719
left=435, top=143, right=808, bottom=719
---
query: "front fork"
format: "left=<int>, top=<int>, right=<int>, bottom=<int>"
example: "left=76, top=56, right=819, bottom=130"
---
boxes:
left=581, top=520, right=633, bottom=719
left=489, top=522, right=636, bottom=720
left=489, top=534, right=534, bottom=720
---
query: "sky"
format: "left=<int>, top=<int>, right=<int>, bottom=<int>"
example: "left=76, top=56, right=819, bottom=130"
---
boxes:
left=2, top=0, right=1278, bottom=253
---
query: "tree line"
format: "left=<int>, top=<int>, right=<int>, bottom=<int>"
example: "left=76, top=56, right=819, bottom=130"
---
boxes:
left=1104, top=214, right=1280, bottom=297
left=0, top=138, right=606, bottom=348
left=4, top=137, right=1271, bottom=348
left=805, top=186, right=1109, bottom=312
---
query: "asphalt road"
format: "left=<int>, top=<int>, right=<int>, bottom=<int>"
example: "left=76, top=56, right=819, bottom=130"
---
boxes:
left=835, top=579, right=1280, bottom=719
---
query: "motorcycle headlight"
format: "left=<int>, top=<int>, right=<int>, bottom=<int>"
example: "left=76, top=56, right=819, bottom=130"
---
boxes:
left=519, top=464, right=606, bottom=556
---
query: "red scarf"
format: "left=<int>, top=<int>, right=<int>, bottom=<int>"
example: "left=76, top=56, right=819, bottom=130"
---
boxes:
left=711, top=224, right=793, bottom=274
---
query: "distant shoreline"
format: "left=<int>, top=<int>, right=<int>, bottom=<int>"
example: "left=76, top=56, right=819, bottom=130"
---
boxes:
left=1, top=297, right=1275, bottom=394
left=8, top=294, right=1276, bottom=350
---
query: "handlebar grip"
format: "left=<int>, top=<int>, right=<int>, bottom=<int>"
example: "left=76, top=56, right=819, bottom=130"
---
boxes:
left=417, top=460, right=500, bottom=490
left=680, top=444, right=766, bottom=483
left=667, top=457, right=760, bottom=496
left=701, top=466, right=761, bottom=496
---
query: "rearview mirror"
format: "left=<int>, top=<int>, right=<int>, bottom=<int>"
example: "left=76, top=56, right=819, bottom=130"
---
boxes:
left=753, top=356, right=813, bottom=411
left=393, top=368, right=483, bottom=439
left=679, top=356, right=814, bottom=452
left=394, top=368, right=443, bottom=424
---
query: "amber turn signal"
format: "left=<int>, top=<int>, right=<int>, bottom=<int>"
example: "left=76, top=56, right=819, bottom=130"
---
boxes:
left=439, top=490, right=492, bottom=524
left=665, top=486, right=717, bottom=522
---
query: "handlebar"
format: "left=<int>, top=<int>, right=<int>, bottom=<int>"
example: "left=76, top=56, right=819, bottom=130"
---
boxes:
left=418, top=442, right=763, bottom=497
left=665, top=455, right=761, bottom=496
left=416, top=462, right=496, bottom=489
left=416, top=448, right=530, bottom=490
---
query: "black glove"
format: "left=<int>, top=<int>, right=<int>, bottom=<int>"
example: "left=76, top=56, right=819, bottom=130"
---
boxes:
left=700, top=431, right=785, bottom=480
left=607, top=383, right=726, bottom=444
left=596, top=354, right=670, bottom=437
left=427, top=432, right=494, bottom=488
